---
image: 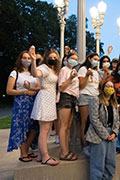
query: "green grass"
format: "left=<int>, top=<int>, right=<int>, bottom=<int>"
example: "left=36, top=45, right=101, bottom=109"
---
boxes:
left=0, top=116, right=11, bottom=129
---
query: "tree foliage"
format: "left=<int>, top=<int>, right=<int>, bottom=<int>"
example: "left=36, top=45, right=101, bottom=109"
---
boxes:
left=0, top=0, right=104, bottom=100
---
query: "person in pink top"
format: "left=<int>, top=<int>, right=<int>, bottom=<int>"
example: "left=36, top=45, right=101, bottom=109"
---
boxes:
left=58, top=51, right=79, bottom=161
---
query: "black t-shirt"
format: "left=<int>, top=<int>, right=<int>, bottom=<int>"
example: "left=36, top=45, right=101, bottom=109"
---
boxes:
left=107, top=104, right=113, bottom=128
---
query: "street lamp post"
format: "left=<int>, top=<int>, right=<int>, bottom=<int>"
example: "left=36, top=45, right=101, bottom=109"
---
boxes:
left=55, top=0, right=69, bottom=59
left=90, top=1, right=107, bottom=55
left=117, top=17, right=120, bottom=36
left=77, top=0, right=86, bottom=63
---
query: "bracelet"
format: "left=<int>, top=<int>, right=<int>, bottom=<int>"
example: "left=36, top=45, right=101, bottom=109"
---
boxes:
left=24, top=90, right=27, bottom=95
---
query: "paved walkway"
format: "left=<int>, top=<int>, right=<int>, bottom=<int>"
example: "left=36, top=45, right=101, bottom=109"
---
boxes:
left=0, top=107, right=12, bottom=118
left=0, top=129, right=57, bottom=180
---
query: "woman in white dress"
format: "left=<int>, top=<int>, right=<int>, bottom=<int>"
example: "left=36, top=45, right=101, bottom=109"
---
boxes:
left=30, top=47, right=61, bottom=166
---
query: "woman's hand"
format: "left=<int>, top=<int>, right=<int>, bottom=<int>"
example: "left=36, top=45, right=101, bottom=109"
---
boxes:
left=107, top=45, right=113, bottom=56
left=24, top=80, right=30, bottom=90
left=29, top=45, right=36, bottom=61
left=70, top=69, right=77, bottom=79
left=86, top=68, right=93, bottom=77
left=26, top=90, right=37, bottom=96
left=107, top=133, right=116, bottom=141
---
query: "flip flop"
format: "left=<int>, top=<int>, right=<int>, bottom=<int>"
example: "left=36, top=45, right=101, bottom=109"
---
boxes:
left=19, top=156, right=32, bottom=162
left=69, top=152, right=78, bottom=159
left=42, top=158, right=59, bottom=166
left=60, top=152, right=78, bottom=161
left=28, top=152, right=38, bottom=158
left=37, top=159, right=42, bottom=162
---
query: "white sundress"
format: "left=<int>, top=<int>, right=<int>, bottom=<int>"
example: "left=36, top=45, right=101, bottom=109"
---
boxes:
left=31, top=64, right=58, bottom=121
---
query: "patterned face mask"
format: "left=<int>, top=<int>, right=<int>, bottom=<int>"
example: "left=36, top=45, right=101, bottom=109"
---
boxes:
left=21, top=59, right=31, bottom=67
left=104, top=87, right=114, bottom=96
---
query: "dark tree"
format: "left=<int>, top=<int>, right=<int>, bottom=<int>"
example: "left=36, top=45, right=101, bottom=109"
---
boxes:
left=0, top=0, right=104, bottom=103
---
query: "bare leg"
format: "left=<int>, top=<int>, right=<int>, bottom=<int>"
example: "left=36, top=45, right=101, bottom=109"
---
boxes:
left=26, top=129, right=36, bottom=153
left=79, top=105, right=89, bottom=147
left=38, top=121, right=52, bottom=162
left=38, top=121, right=59, bottom=165
left=66, top=111, right=74, bottom=152
left=58, top=108, right=71, bottom=157
left=20, top=129, right=36, bottom=160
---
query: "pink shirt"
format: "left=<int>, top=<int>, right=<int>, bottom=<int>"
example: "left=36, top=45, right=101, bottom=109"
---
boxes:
left=58, top=66, right=79, bottom=97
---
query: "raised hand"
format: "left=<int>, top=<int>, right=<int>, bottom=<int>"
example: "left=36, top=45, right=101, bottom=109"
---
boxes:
left=29, top=45, right=36, bottom=61
left=107, top=45, right=113, bottom=56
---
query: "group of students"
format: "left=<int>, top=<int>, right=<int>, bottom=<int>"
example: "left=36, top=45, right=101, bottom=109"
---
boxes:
left=6, top=45, right=120, bottom=180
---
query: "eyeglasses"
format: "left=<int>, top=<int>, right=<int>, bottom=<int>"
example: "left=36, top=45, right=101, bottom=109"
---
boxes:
left=105, top=85, right=114, bottom=88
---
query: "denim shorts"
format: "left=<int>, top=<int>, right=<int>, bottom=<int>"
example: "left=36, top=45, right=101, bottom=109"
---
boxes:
left=57, top=92, right=77, bottom=110
left=78, top=94, right=94, bottom=106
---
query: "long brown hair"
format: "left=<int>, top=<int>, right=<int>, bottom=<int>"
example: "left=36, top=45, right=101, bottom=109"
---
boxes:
left=14, top=50, right=31, bottom=72
left=99, top=80, right=118, bottom=108
left=42, top=48, right=61, bottom=74
left=81, top=52, right=99, bottom=69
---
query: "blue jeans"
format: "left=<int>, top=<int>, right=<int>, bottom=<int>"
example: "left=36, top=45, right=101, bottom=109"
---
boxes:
left=116, top=132, right=120, bottom=149
left=90, top=140, right=116, bottom=180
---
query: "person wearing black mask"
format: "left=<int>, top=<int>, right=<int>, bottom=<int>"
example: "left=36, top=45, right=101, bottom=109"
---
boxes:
left=29, top=47, right=61, bottom=166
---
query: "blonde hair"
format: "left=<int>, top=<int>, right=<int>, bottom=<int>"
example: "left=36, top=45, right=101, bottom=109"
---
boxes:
left=42, top=48, right=61, bottom=74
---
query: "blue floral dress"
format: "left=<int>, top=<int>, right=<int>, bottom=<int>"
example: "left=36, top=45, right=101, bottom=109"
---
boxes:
left=7, top=71, right=37, bottom=152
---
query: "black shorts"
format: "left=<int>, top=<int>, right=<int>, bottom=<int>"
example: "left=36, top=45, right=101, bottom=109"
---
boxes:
left=57, top=92, right=77, bottom=110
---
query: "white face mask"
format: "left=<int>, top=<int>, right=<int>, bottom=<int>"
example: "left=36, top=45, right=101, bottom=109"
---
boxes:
left=91, top=59, right=99, bottom=68
left=68, top=59, right=78, bottom=67
left=21, top=59, right=31, bottom=67
left=103, top=62, right=110, bottom=68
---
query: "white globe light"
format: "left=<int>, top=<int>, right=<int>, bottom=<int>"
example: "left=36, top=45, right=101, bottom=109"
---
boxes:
left=117, top=17, right=120, bottom=27
left=54, top=0, right=64, bottom=7
left=98, top=1, right=107, bottom=14
left=90, top=6, right=98, bottom=18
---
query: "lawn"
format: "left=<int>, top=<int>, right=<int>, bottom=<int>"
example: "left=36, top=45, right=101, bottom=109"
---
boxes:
left=0, top=116, right=11, bottom=129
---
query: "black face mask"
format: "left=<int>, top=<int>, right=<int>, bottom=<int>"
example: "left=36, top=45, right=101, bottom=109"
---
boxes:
left=48, top=59, right=57, bottom=66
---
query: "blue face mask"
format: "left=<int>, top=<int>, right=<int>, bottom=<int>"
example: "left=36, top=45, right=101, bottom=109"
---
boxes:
left=91, top=59, right=99, bottom=68
left=102, top=62, right=110, bottom=68
left=118, top=71, right=120, bottom=75
left=68, top=59, right=78, bottom=67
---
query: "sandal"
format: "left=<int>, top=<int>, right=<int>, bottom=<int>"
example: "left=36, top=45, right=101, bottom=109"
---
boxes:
left=28, top=152, right=38, bottom=158
left=42, top=158, right=59, bottom=166
left=60, top=152, right=78, bottom=161
left=19, top=156, right=32, bottom=162
left=37, top=159, right=42, bottom=162
left=69, top=152, right=78, bottom=159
